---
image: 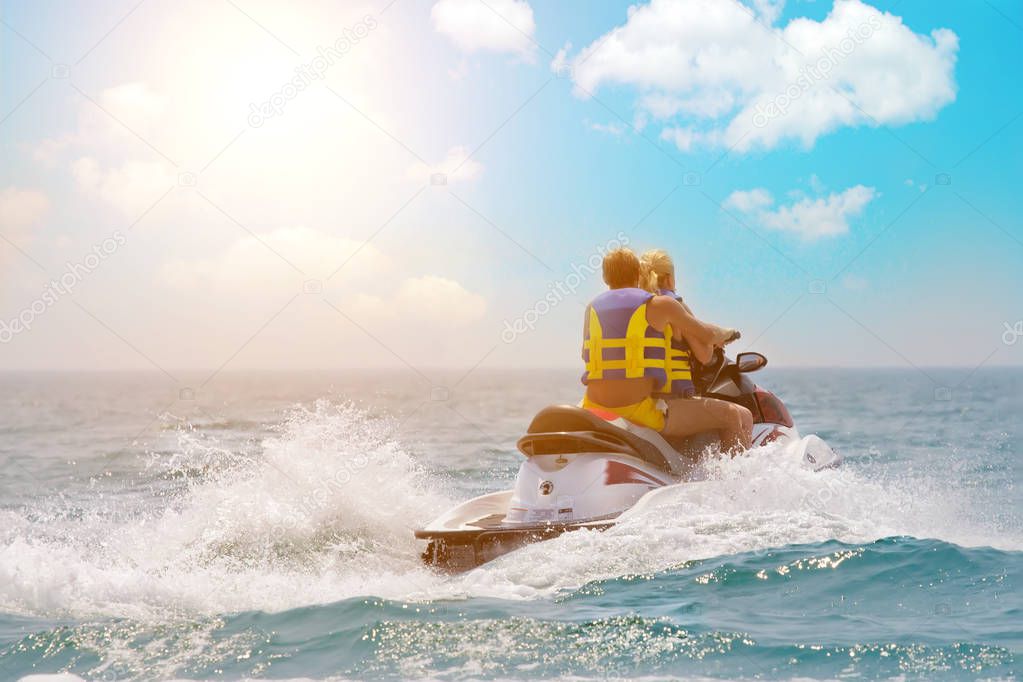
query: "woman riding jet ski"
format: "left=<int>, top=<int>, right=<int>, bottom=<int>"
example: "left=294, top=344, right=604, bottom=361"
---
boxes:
left=415, top=248, right=840, bottom=571
left=580, top=247, right=751, bottom=452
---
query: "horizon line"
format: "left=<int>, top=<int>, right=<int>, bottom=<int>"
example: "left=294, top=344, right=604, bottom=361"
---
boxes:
left=1, top=364, right=1020, bottom=373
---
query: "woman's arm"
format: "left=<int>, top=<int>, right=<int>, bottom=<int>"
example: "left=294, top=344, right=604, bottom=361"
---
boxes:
left=647, top=295, right=735, bottom=364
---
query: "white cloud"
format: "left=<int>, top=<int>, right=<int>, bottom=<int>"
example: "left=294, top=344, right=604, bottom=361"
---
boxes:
left=659, top=126, right=698, bottom=151
left=431, top=0, right=536, bottom=60
left=163, top=228, right=485, bottom=325
left=357, top=275, right=486, bottom=325
left=8, top=2, right=503, bottom=370
left=407, top=145, right=484, bottom=184
left=35, top=83, right=181, bottom=218
left=98, top=82, right=169, bottom=137
left=0, top=187, right=49, bottom=232
left=550, top=42, right=570, bottom=74
left=35, top=83, right=169, bottom=165
left=73, top=157, right=176, bottom=216
left=162, top=226, right=392, bottom=291
left=725, top=184, right=877, bottom=239
left=564, top=0, right=958, bottom=152
left=0, top=186, right=49, bottom=270
left=724, top=188, right=774, bottom=213
left=641, top=90, right=737, bottom=119
left=588, top=120, right=626, bottom=136
left=751, top=0, right=786, bottom=25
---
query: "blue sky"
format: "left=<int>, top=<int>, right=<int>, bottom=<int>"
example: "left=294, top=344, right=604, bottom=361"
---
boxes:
left=1, top=0, right=1021, bottom=377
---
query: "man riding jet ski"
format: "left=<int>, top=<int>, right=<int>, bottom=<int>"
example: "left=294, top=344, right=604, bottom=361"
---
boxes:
left=415, top=248, right=840, bottom=571
left=580, top=247, right=750, bottom=452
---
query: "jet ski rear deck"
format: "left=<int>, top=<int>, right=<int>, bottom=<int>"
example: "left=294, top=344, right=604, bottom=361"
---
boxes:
left=415, top=489, right=616, bottom=571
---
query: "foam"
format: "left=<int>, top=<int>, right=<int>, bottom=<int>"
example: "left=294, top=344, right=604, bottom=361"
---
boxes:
left=462, top=442, right=1014, bottom=597
left=0, top=401, right=1018, bottom=621
left=0, top=402, right=450, bottom=619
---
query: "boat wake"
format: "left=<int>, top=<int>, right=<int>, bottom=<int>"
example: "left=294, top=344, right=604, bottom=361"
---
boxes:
left=0, top=401, right=1018, bottom=623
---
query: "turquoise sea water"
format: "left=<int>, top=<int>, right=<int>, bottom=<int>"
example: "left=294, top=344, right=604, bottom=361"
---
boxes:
left=0, top=368, right=1020, bottom=680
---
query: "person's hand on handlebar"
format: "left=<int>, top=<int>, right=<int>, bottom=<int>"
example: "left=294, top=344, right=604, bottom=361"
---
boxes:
left=713, top=329, right=741, bottom=349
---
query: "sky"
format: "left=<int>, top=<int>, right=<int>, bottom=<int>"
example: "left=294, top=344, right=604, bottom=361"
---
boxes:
left=1, top=0, right=1021, bottom=382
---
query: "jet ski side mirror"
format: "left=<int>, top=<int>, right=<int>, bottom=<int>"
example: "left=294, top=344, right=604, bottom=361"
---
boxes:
left=736, top=352, right=768, bottom=373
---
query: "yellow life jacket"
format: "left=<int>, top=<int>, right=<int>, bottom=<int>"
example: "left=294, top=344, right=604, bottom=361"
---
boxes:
left=582, top=288, right=669, bottom=385
left=657, top=288, right=696, bottom=397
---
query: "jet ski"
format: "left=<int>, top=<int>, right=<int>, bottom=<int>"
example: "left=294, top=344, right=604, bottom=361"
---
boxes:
left=415, top=350, right=841, bottom=572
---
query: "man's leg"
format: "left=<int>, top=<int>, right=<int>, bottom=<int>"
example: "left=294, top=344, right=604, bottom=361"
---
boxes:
left=663, top=397, right=752, bottom=453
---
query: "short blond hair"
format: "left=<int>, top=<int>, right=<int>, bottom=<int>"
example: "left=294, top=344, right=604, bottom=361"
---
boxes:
left=602, top=247, right=641, bottom=289
left=639, top=249, right=675, bottom=293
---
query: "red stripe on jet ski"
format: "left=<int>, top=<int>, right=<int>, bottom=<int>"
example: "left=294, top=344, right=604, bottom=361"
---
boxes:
left=584, top=406, right=621, bottom=421
left=604, top=460, right=666, bottom=487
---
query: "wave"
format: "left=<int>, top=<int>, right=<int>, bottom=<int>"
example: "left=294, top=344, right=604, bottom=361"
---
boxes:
left=0, top=401, right=1019, bottom=623
left=0, top=401, right=451, bottom=620
left=4, top=539, right=1019, bottom=681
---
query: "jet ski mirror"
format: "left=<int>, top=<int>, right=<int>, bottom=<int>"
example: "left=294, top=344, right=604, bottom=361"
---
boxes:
left=736, top=352, right=767, bottom=373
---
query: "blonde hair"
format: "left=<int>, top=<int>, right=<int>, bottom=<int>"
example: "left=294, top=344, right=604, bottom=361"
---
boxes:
left=602, top=247, right=641, bottom=289
left=640, top=249, right=675, bottom=293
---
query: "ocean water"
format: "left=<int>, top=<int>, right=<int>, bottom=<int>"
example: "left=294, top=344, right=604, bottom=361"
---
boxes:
left=0, top=368, right=1020, bottom=681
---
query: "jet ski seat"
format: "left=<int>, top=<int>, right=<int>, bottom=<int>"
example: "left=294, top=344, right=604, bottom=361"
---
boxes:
left=516, top=404, right=672, bottom=472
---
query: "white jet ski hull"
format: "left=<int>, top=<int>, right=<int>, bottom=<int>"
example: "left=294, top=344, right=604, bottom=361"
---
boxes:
left=416, top=425, right=840, bottom=571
